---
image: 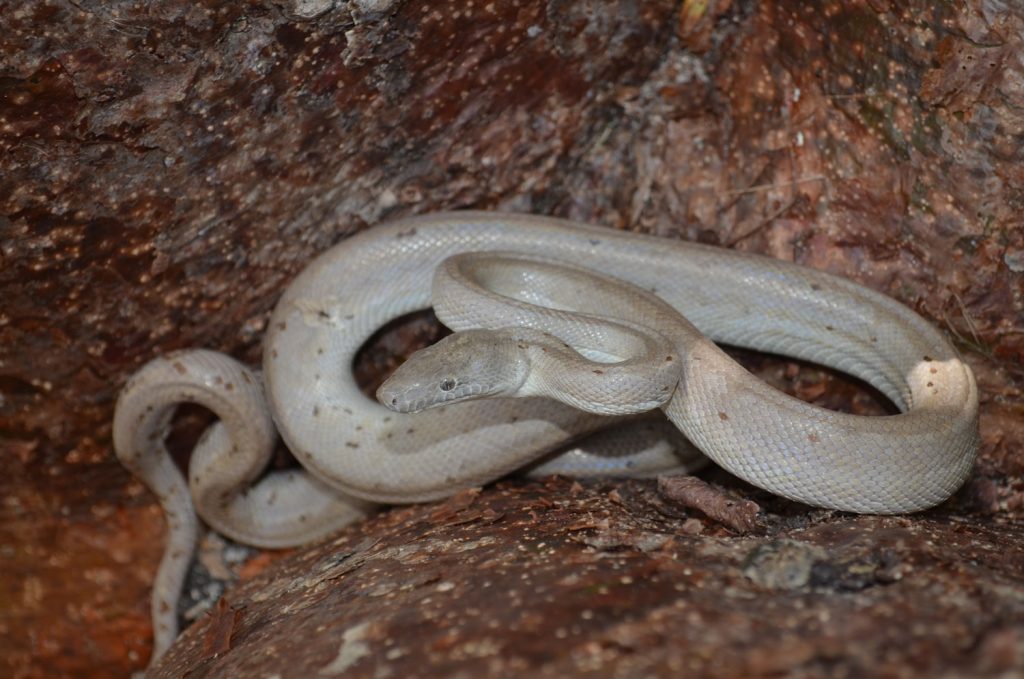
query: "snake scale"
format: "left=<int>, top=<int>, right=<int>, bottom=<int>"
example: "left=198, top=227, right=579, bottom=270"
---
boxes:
left=113, top=211, right=979, bottom=666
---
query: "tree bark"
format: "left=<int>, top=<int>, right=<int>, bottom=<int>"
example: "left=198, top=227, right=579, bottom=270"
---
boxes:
left=1, top=0, right=1022, bottom=676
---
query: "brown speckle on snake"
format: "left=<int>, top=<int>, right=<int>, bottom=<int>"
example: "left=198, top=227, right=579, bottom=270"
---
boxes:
left=113, top=212, right=978, bottom=670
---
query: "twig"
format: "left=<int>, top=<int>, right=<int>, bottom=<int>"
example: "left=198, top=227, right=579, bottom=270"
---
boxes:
left=657, top=476, right=760, bottom=533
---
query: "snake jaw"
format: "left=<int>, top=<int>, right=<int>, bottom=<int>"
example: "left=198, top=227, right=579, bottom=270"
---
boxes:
left=377, top=378, right=478, bottom=414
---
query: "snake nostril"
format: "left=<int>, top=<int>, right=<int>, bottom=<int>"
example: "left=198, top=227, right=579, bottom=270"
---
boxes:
left=391, top=397, right=397, bottom=405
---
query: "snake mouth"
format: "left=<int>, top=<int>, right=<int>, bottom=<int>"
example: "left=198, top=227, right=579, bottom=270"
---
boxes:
left=378, top=390, right=420, bottom=414
left=378, top=383, right=492, bottom=413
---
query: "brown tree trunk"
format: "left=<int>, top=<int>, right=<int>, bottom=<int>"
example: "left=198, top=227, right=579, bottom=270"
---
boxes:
left=2, top=0, right=1022, bottom=676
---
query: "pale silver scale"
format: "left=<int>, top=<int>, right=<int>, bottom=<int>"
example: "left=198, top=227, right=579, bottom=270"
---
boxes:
left=112, top=211, right=979, bottom=668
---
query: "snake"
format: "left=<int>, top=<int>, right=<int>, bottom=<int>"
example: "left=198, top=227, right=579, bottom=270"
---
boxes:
left=112, top=211, right=979, bottom=667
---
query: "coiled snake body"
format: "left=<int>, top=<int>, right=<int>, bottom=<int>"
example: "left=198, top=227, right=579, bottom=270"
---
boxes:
left=113, top=212, right=979, bottom=665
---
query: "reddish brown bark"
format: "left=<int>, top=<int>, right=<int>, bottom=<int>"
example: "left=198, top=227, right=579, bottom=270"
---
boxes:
left=2, top=0, right=1022, bottom=676
left=153, top=477, right=1024, bottom=678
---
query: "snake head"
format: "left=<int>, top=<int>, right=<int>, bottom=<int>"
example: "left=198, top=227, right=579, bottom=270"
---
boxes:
left=377, top=329, right=529, bottom=413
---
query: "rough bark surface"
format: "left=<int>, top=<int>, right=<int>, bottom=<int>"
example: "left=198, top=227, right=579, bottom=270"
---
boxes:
left=1, top=0, right=1022, bottom=677
left=152, top=477, right=1024, bottom=678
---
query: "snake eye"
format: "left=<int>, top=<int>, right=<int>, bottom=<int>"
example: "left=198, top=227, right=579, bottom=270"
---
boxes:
left=440, top=377, right=456, bottom=392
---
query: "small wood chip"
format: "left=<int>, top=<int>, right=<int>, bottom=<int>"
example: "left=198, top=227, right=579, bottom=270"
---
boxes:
left=429, top=487, right=482, bottom=523
left=657, top=475, right=760, bottom=533
left=201, top=597, right=243, bottom=660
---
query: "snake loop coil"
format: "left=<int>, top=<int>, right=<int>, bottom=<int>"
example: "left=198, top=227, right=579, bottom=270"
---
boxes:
left=113, top=212, right=979, bottom=665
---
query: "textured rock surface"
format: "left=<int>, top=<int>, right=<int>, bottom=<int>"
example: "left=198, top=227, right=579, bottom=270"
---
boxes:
left=1, top=0, right=1022, bottom=676
left=151, top=477, right=1024, bottom=678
